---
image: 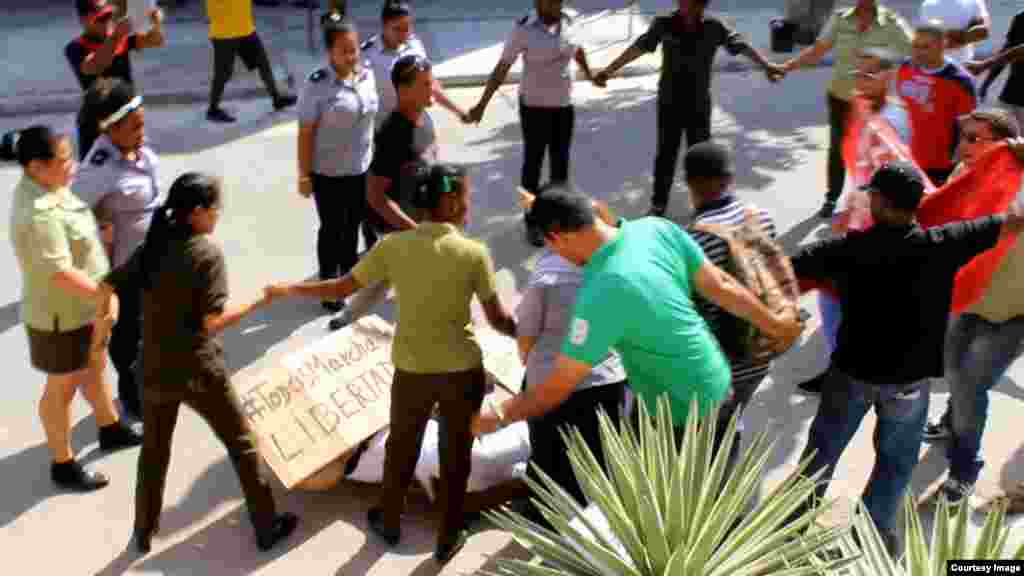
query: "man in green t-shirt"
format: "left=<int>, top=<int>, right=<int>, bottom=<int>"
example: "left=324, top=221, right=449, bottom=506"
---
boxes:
left=472, top=186, right=803, bottom=440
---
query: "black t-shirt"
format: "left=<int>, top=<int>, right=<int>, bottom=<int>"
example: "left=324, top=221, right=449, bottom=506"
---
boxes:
left=792, top=216, right=1004, bottom=385
left=65, top=33, right=140, bottom=91
left=999, top=12, right=1024, bottom=107
left=367, top=110, right=438, bottom=233
left=106, top=236, right=229, bottom=403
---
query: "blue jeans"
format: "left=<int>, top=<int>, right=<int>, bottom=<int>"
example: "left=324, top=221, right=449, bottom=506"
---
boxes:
left=802, top=370, right=931, bottom=533
left=943, top=313, right=1024, bottom=484
left=818, top=292, right=841, bottom=357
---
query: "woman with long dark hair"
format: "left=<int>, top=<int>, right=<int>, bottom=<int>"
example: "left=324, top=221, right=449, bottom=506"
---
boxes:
left=267, top=163, right=517, bottom=564
left=99, top=172, right=297, bottom=554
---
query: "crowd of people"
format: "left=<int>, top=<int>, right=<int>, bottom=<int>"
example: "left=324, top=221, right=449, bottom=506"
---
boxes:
left=4, top=0, right=1024, bottom=567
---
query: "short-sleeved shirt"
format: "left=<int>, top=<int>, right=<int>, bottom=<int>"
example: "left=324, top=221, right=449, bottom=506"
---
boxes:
left=65, top=33, right=140, bottom=91
left=516, top=250, right=626, bottom=390
left=351, top=222, right=498, bottom=374
left=362, top=34, right=428, bottom=131
left=72, top=135, right=162, bottom=268
left=298, top=64, right=379, bottom=177
left=896, top=60, right=977, bottom=172
left=367, top=110, right=438, bottom=233
left=792, top=217, right=1003, bottom=384
left=561, top=218, right=731, bottom=425
left=998, top=11, right=1024, bottom=107
left=499, top=11, right=580, bottom=108
left=688, top=197, right=777, bottom=387
left=206, top=0, right=256, bottom=40
left=10, top=176, right=109, bottom=333
left=919, top=0, right=990, bottom=62
left=818, top=7, right=913, bottom=101
left=106, top=235, right=229, bottom=402
left=633, top=10, right=747, bottom=103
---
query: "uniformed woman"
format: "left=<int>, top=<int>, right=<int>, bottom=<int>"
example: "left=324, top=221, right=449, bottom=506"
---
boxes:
left=298, top=13, right=378, bottom=314
left=469, top=0, right=599, bottom=194
left=266, top=163, right=518, bottom=565
left=99, top=173, right=298, bottom=554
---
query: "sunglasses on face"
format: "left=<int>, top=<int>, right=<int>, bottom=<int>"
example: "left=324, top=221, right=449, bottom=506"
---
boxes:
left=960, top=131, right=995, bottom=145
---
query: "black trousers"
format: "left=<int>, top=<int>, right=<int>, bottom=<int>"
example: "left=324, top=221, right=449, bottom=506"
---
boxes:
left=377, top=367, right=485, bottom=545
left=135, top=380, right=277, bottom=538
left=311, top=172, right=368, bottom=281
left=652, top=96, right=712, bottom=208
left=75, top=105, right=98, bottom=161
left=827, top=93, right=851, bottom=203
left=209, top=33, right=279, bottom=110
left=518, top=101, right=574, bottom=194
left=526, top=380, right=627, bottom=508
left=109, top=283, right=142, bottom=418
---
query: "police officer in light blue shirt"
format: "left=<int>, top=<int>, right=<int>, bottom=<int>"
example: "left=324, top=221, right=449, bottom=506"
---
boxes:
left=363, top=1, right=469, bottom=131
left=72, top=79, right=160, bottom=421
left=297, top=13, right=379, bottom=314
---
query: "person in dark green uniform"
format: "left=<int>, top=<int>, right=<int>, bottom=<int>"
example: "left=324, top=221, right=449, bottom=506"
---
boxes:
left=99, top=173, right=297, bottom=555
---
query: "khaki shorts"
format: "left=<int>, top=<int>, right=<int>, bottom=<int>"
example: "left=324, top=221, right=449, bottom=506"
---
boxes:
left=26, top=323, right=93, bottom=375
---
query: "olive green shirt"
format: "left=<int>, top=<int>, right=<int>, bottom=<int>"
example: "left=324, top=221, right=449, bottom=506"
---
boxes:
left=820, top=6, right=913, bottom=101
left=351, top=222, right=498, bottom=374
left=10, top=176, right=109, bottom=332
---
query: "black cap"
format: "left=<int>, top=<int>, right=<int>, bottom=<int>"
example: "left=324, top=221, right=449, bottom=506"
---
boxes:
left=684, top=141, right=734, bottom=179
left=381, top=1, right=411, bottom=21
left=861, top=161, right=926, bottom=212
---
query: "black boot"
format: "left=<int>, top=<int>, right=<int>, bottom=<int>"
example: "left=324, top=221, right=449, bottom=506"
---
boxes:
left=99, top=422, right=143, bottom=451
left=256, top=513, right=299, bottom=551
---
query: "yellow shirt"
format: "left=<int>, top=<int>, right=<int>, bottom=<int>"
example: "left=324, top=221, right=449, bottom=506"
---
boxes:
left=206, top=0, right=256, bottom=40
left=352, top=222, right=498, bottom=374
left=821, top=6, right=913, bottom=101
left=9, top=176, right=109, bottom=332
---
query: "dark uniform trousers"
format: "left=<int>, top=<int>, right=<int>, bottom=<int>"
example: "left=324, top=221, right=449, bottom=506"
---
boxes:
left=377, top=367, right=486, bottom=543
left=518, top=101, right=575, bottom=194
left=109, top=282, right=143, bottom=418
left=134, top=380, right=276, bottom=537
left=311, top=172, right=369, bottom=281
left=652, top=94, right=712, bottom=208
left=76, top=106, right=99, bottom=162
left=826, top=93, right=851, bottom=203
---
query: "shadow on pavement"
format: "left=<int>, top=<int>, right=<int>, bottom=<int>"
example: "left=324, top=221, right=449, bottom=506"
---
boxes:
left=473, top=539, right=533, bottom=573
left=146, top=106, right=297, bottom=157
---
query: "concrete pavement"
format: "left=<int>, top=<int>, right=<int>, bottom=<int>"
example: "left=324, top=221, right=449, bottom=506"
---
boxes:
left=1, top=0, right=1017, bottom=117
left=0, top=64, right=1021, bottom=573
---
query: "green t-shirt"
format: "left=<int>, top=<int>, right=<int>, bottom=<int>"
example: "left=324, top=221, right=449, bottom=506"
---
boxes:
left=561, top=218, right=731, bottom=424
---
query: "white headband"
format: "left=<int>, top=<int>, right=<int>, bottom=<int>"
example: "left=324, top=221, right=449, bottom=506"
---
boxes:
left=99, top=96, right=143, bottom=131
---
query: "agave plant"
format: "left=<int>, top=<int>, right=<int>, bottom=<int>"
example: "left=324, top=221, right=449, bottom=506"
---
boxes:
left=483, top=397, right=860, bottom=576
left=834, top=495, right=1024, bottom=575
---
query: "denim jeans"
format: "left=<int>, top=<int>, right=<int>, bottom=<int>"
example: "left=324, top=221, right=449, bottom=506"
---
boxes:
left=801, top=370, right=931, bottom=533
left=818, top=292, right=841, bottom=357
left=943, top=313, right=1024, bottom=484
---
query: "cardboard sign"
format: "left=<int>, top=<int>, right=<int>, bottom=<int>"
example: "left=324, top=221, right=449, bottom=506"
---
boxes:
left=232, top=316, right=396, bottom=489
left=477, top=327, right=524, bottom=395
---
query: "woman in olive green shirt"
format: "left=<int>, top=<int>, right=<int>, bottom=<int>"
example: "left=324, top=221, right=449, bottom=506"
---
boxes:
left=8, top=125, right=140, bottom=493
left=267, top=163, right=517, bottom=564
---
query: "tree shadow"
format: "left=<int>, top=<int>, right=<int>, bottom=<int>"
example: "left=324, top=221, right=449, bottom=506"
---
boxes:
left=471, top=538, right=533, bottom=574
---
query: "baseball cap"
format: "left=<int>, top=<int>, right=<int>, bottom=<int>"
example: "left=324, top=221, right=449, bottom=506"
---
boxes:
left=861, top=161, right=926, bottom=212
left=684, top=141, right=734, bottom=179
left=381, top=1, right=412, bottom=21
left=76, top=0, right=115, bottom=23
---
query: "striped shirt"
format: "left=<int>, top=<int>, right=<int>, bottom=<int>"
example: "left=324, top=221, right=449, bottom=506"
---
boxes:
left=688, top=196, right=777, bottom=387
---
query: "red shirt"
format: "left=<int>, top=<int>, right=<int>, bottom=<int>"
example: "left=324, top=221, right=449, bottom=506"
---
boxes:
left=896, top=61, right=976, bottom=172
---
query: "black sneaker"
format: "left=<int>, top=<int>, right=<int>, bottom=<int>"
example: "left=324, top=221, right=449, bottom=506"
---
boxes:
left=922, top=419, right=952, bottom=442
left=434, top=530, right=467, bottom=564
left=648, top=203, right=667, bottom=217
left=99, top=422, right=143, bottom=452
left=207, top=107, right=237, bottom=123
left=273, top=95, right=298, bottom=111
left=51, top=460, right=109, bottom=492
left=796, top=372, right=826, bottom=396
left=939, top=477, right=974, bottom=505
left=256, top=512, right=299, bottom=551
left=321, top=300, right=344, bottom=314
left=327, top=313, right=350, bottom=332
left=818, top=200, right=837, bottom=219
left=367, top=507, right=400, bottom=546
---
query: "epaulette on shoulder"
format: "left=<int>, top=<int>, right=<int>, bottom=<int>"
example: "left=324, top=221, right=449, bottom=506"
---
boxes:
left=309, top=68, right=327, bottom=83
left=517, top=13, right=530, bottom=26
left=89, top=148, right=109, bottom=166
left=360, top=35, right=377, bottom=50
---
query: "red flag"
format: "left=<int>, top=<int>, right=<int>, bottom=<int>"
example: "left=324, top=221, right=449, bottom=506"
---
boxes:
left=917, top=143, right=1023, bottom=313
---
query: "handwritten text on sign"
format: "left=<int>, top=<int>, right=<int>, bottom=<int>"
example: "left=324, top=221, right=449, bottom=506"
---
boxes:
left=232, top=316, right=396, bottom=489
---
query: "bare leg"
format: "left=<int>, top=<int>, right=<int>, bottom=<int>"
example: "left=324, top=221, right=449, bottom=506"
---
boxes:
left=77, top=352, right=119, bottom=428
left=39, top=372, right=79, bottom=463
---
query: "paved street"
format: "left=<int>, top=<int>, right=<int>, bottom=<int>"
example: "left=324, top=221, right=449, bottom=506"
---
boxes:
left=1, top=63, right=1023, bottom=574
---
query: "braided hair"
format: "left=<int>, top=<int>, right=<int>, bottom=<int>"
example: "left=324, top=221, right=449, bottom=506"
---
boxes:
left=139, top=172, right=221, bottom=289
